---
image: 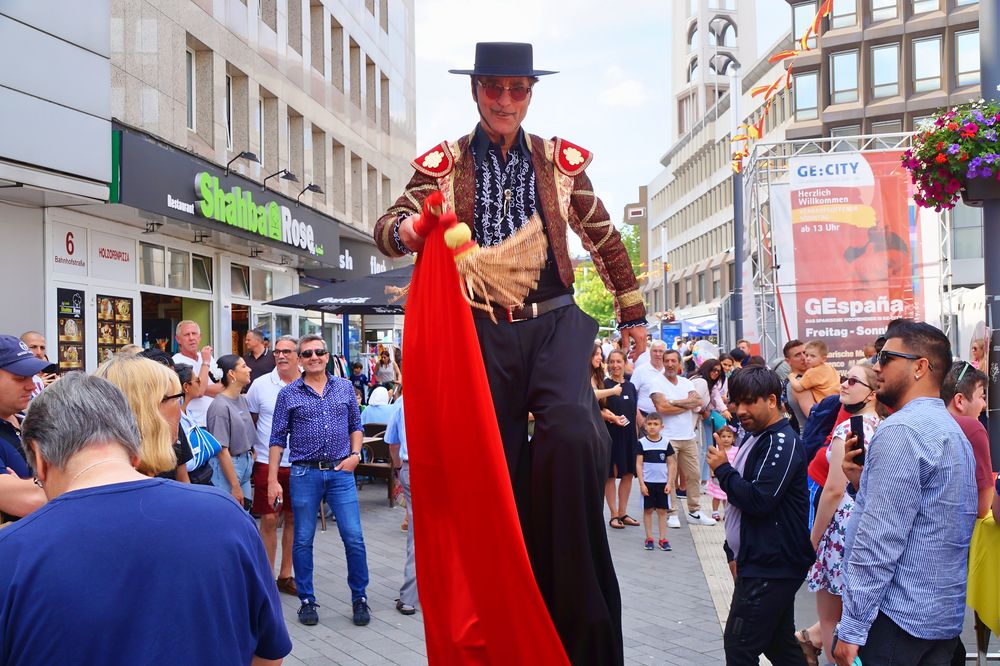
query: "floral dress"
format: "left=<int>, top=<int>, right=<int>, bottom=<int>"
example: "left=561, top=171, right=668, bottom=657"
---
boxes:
left=806, top=412, right=880, bottom=595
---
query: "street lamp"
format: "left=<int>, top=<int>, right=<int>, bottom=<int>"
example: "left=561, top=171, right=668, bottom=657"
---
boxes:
left=262, top=169, right=299, bottom=192
left=225, top=151, right=259, bottom=176
left=296, top=183, right=324, bottom=206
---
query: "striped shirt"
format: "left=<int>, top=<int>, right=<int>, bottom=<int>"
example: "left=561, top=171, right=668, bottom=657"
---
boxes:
left=839, top=397, right=976, bottom=645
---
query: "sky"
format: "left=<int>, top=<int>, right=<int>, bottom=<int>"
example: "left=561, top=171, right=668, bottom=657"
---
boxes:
left=412, top=0, right=789, bottom=254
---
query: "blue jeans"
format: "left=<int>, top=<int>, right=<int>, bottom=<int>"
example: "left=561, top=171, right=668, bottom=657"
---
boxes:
left=290, top=464, right=369, bottom=603
left=700, top=420, right=713, bottom=483
left=209, top=449, right=254, bottom=499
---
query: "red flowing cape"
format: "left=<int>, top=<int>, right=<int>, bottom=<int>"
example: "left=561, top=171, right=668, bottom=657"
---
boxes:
left=403, top=223, right=569, bottom=664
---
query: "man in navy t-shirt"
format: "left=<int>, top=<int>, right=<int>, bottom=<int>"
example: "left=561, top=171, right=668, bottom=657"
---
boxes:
left=0, top=335, right=48, bottom=521
left=0, top=372, right=292, bottom=665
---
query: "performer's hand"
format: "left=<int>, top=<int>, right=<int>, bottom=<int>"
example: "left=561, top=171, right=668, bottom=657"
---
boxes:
left=398, top=214, right=426, bottom=253
left=623, top=326, right=648, bottom=362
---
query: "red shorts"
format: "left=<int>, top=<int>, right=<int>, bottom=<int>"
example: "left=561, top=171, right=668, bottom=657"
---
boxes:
left=251, top=462, right=292, bottom=515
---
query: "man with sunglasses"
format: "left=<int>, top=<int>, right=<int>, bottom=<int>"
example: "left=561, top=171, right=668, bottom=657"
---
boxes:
left=374, top=42, right=644, bottom=664
left=267, top=334, right=370, bottom=629
left=834, top=320, right=976, bottom=666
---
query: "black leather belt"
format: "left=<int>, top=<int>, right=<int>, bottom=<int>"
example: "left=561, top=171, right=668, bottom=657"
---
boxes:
left=297, top=457, right=347, bottom=470
left=471, top=294, right=575, bottom=323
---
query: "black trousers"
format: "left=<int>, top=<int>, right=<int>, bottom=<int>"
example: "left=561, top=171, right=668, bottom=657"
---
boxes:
left=860, top=612, right=959, bottom=665
left=475, top=304, right=624, bottom=666
left=724, top=576, right=806, bottom=666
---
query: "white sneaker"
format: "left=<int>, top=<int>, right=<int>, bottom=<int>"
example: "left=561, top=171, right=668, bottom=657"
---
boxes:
left=688, top=511, right=717, bottom=526
left=667, top=514, right=681, bottom=529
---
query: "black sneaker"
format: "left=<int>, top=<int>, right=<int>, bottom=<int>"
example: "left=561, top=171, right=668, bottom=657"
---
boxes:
left=297, top=600, right=320, bottom=626
left=352, top=597, right=371, bottom=626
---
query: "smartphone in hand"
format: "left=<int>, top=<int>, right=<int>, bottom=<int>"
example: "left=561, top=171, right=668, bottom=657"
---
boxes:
left=850, top=415, right=866, bottom=466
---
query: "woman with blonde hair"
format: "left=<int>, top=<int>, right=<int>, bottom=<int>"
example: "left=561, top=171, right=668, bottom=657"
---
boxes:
left=94, top=355, right=180, bottom=476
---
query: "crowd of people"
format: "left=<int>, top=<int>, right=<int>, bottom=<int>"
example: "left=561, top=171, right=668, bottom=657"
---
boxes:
left=593, top=320, right=989, bottom=666
left=0, top=322, right=412, bottom=664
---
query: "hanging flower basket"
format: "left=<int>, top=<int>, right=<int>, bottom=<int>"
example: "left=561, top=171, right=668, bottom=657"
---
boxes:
left=902, top=98, right=1000, bottom=211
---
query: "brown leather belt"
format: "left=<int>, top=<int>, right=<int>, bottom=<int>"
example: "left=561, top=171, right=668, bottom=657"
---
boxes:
left=471, top=294, right=576, bottom=323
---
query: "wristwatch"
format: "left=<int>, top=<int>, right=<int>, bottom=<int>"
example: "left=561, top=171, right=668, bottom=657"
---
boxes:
left=350, top=451, right=362, bottom=460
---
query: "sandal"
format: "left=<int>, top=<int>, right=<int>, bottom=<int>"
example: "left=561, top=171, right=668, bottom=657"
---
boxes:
left=795, top=629, right=821, bottom=666
left=608, top=517, right=625, bottom=529
left=620, top=514, right=640, bottom=527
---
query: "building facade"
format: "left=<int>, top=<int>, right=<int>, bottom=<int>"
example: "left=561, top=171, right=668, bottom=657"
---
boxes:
left=0, top=0, right=415, bottom=371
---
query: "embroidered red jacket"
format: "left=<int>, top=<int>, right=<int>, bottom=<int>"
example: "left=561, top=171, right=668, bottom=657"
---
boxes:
left=374, top=128, right=646, bottom=325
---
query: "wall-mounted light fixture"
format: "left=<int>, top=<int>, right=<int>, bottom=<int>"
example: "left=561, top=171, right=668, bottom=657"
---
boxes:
left=225, top=151, right=259, bottom=176
left=296, top=183, right=323, bottom=206
left=262, top=169, right=299, bottom=192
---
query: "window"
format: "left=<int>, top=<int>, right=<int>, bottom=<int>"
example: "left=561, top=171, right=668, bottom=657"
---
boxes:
left=712, top=268, right=721, bottom=298
left=251, top=268, right=273, bottom=301
left=956, top=0, right=978, bottom=5
left=185, top=49, right=195, bottom=131
left=830, top=125, right=862, bottom=151
left=688, top=58, right=699, bottom=82
left=192, top=254, right=213, bottom=292
left=830, top=50, right=859, bottom=103
left=952, top=202, right=983, bottom=260
left=792, top=2, right=818, bottom=47
left=685, top=278, right=693, bottom=305
left=871, top=43, right=899, bottom=98
left=689, top=0, right=698, bottom=14
left=913, top=37, right=942, bottom=91
left=794, top=71, right=819, bottom=120
left=167, top=249, right=190, bottom=290
left=728, top=262, right=735, bottom=290
left=956, top=30, right=980, bottom=87
left=912, top=0, right=937, bottom=13
left=709, top=0, right=735, bottom=8
left=673, top=282, right=681, bottom=308
left=140, top=243, right=165, bottom=287
left=872, top=118, right=903, bottom=134
left=231, top=264, right=250, bottom=299
left=831, top=0, right=856, bottom=27
left=224, top=74, right=233, bottom=150
left=697, top=273, right=706, bottom=302
left=871, top=0, right=897, bottom=20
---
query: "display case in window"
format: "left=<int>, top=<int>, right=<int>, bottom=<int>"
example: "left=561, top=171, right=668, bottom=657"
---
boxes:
left=57, top=288, right=85, bottom=370
left=97, top=294, right=134, bottom=362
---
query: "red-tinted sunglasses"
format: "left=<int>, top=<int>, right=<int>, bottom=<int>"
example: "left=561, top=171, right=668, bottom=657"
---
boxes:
left=478, top=81, right=532, bottom=102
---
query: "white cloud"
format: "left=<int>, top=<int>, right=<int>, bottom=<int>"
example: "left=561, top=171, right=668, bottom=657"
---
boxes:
left=599, top=80, right=647, bottom=107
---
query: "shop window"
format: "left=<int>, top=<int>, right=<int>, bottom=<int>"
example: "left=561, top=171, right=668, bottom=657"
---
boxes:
left=871, top=0, right=897, bottom=20
left=913, top=37, right=942, bottom=92
left=140, top=242, right=165, bottom=287
left=251, top=268, right=273, bottom=301
left=956, top=30, right=980, bottom=87
left=231, top=263, right=250, bottom=299
left=871, top=43, right=899, bottom=98
left=192, top=254, right=213, bottom=292
left=168, top=248, right=190, bottom=290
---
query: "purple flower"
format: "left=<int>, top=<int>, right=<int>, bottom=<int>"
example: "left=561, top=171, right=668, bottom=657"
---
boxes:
left=974, top=111, right=986, bottom=124
left=985, top=129, right=998, bottom=142
left=948, top=144, right=961, bottom=155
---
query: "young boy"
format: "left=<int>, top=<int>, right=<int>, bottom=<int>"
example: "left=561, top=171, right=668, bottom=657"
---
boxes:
left=349, top=362, right=369, bottom=405
left=788, top=339, right=840, bottom=412
left=636, top=412, right=677, bottom=552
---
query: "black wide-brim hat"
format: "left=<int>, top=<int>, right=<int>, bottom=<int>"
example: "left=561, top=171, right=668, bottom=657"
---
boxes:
left=448, top=42, right=557, bottom=77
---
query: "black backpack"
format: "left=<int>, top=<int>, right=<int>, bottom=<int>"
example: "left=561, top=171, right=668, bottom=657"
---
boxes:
left=800, top=394, right=842, bottom=461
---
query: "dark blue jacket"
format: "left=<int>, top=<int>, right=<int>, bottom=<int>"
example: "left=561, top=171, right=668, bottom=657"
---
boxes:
left=715, top=418, right=815, bottom=580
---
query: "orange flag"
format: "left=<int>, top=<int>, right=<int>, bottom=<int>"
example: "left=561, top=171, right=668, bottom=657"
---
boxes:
left=403, top=200, right=569, bottom=665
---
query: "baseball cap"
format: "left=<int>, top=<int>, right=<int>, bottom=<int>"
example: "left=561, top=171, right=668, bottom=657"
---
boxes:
left=0, top=336, right=52, bottom=377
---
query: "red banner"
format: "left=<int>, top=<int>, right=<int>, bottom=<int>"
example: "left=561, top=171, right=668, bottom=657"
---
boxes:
left=787, top=151, right=923, bottom=370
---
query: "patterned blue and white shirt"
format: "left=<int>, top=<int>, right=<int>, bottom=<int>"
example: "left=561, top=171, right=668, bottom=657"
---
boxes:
left=268, top=373, right=362, bottom=463
left=471, top=127, right=537, bottom=247
left=839, top=397, right=976, bottom=645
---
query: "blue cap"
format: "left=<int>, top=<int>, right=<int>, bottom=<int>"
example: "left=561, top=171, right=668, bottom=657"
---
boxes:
left=0, top=336, right=51, bottom=377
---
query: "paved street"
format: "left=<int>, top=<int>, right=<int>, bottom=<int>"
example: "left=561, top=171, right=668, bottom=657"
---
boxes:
left=278, top=480, right=987, bottom=665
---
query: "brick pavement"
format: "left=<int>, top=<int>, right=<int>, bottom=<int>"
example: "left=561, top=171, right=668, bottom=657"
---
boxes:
left=277, top=481, right=726, bottom=665
left=276, top=481, right=986, bottom=665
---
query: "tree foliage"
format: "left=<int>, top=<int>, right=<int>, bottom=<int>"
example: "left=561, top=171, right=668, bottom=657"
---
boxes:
left=573, top=225, right=643, bottom=329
